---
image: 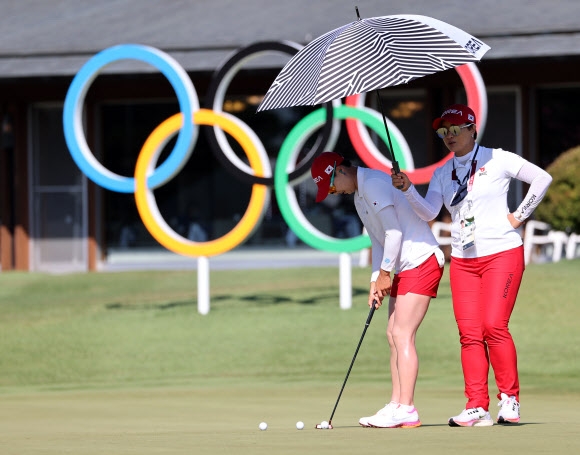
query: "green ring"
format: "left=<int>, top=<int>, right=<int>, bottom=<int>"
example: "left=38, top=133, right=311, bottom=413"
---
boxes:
left=275, top=105, right=405, bottom=252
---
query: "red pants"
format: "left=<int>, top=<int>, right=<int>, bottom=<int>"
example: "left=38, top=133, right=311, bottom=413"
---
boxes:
left=450, top=246, right=524, bottom=411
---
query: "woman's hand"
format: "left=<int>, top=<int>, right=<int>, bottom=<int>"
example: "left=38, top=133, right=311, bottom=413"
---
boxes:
left=368, top=283, right=382, bottom=309
left=508, top=212, right=523, bottom=229
left=391, top=172, right=411, bottom=192
left=371, top=270, right=392, bottom=307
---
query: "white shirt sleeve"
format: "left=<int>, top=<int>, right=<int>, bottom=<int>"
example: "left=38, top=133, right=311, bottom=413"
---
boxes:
left=513, top=161, right=553, bottom=221
left=368, top=205, right=402, bottom=281
left=402, top=184, right=443, bottom=221
left=368, top=229, right=384, bottom=282
left=363, top=176, right=394, bottom=214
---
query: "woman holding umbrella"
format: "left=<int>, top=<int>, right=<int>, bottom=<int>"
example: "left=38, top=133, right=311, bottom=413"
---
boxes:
left=391, top=104, right=552, bottom=426
left=311, top=151, right=445, bottom=429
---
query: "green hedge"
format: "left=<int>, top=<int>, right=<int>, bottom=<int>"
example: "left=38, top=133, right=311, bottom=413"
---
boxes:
left=534, top=145, right=580, bottom=232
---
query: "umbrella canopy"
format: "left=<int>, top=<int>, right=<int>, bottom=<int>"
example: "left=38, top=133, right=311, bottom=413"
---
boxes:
left=257, top=14, right=490, bottom=112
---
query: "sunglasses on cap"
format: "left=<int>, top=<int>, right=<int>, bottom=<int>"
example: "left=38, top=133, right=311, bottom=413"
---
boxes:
left=328, top=161, right=337, bottom=194
left=436, top=123, right=473, bottom=139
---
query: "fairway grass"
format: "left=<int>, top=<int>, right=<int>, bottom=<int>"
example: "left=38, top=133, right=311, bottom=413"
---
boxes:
left=0, top=260, right=579, bottom=454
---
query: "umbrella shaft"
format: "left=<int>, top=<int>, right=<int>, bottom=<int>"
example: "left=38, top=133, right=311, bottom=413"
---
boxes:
left=375, top=91, right=400, bottom=174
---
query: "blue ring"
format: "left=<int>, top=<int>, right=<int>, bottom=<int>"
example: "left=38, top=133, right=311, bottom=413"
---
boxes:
left=63, top=44, right=197, bottom=193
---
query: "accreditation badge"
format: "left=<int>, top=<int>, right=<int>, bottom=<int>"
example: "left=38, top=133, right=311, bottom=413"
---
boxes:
left=460, top=204, right=476, bottom=250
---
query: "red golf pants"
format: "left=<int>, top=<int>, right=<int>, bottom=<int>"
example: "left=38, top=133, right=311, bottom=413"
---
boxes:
left=450, top=245, right=524, bottom=411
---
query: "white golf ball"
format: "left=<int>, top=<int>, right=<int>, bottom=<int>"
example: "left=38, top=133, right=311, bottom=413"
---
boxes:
left=321, top=420, right=329, bottom=429
left=296, top=421, right=304, bottom=430
left=259, top=422, right=268, bottom=431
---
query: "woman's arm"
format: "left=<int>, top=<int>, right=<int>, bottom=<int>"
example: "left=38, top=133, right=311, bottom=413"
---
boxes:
left=512, top=161, right=553, bottom=222
left=402, top=184, right=443, bottom=221
left=369, top=205, right=403, bottom=305
left=392, top=172, right=444, bottom=221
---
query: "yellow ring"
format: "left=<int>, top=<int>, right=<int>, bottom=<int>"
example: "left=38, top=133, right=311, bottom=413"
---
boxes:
left=134, top=108, right=269, bottom=257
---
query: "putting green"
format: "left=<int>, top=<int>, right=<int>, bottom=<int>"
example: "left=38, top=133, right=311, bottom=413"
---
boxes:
left=1, top=384, right=579, bottom=455
left=1, top=262, right=579, bottom=453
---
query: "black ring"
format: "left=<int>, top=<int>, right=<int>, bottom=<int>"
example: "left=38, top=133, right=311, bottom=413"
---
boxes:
left=203, top=41, right=335, bottom=186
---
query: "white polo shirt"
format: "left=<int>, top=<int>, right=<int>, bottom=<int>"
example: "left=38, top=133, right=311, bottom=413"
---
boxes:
left=354, top=167, right=443, bottom=275
left=429, top=146, right=525, bottom=258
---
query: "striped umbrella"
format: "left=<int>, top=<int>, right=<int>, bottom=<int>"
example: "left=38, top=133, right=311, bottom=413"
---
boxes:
left=257, top=9, right=490, bottom=173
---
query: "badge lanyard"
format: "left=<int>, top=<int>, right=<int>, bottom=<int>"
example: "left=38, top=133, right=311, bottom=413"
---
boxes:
left=451, top=144, right=480, bottom=194
left=452, top=145, right=480, bottom=250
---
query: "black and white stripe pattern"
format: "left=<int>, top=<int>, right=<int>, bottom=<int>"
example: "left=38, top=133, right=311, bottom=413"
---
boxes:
left=257, top=14, right=490, bottom=112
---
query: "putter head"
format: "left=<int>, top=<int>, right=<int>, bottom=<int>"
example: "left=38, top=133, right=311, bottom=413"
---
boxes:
left=315, top=422, right=334, bottom=429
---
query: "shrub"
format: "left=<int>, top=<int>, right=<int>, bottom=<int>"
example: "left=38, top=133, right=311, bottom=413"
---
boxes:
left=534, top=145, right=580, bottom=232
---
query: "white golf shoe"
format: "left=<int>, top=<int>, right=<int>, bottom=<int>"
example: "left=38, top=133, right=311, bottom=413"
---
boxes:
left=366, top=404, right=421, bottom=429
left=448, top=407, right=493, bottom=427
left=497, top=393, right=520, bottom=424
left=359, top=402, right=397, bottom=427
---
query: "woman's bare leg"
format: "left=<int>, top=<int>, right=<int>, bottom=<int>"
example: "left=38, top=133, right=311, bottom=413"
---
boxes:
left=389, top=293, right=431, bottom=405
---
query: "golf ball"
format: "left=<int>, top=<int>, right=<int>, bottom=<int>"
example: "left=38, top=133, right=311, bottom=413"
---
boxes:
left=296, top=421, right=304, bottom=430
left=321, top=420, right=329, bottom=429
left=259, top=422, right=268, bottom=431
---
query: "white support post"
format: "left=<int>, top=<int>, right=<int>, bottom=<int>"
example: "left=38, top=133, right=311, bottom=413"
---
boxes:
left=339, top=252, right=352, bottom=310
left=197, top=256, right=210, bottom=315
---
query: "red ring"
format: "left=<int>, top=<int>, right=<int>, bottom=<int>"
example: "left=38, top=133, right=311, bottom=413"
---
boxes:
left=344, top=63, right=486, bottom=184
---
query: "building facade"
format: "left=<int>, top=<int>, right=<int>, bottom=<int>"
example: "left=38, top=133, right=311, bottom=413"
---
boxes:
left=1, top=0, right=580, bottom=271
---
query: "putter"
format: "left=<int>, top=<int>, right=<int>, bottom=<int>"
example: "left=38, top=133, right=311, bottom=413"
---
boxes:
left=316, top=301, right=377, bottom=429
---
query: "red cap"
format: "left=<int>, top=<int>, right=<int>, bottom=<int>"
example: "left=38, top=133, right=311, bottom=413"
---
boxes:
left=311, top=152, right=344, bottom=203
left=432, top=104, right=476, bottom=130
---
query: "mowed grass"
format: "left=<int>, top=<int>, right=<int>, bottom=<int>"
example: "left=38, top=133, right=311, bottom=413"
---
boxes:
left=0, top=260, right=579, bottom=454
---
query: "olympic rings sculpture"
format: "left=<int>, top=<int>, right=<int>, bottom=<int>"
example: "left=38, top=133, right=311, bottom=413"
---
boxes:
left=63, top=42, right=488, bottom=257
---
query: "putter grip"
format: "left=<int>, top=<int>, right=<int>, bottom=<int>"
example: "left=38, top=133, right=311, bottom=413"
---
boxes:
left=365, top=301, right=376, bottom=326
